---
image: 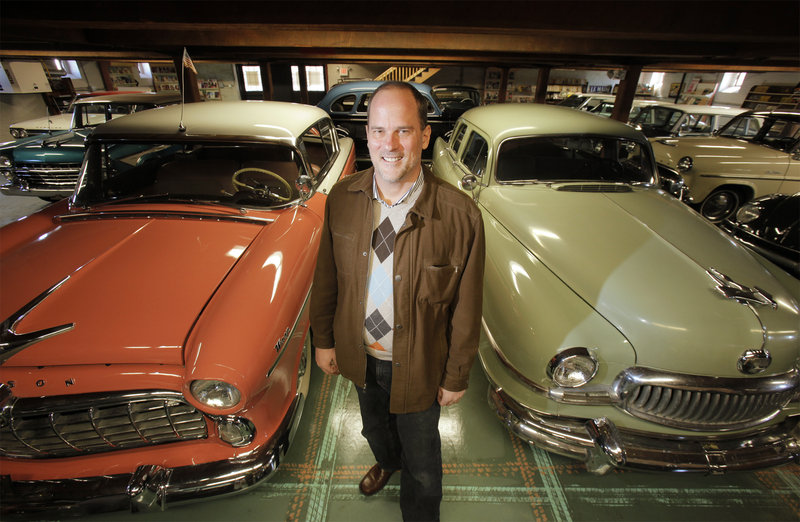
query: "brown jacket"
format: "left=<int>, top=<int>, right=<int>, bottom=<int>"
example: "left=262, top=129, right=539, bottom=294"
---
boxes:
left=310, top=166, right=485, bottom=413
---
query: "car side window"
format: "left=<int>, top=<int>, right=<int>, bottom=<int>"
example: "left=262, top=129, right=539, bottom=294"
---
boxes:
left=460, top=132, right=488, bottom=177
left=356, top=94, right=372, bottom=113
left=450, top=123, right=467, bottom=153
left=331, top=95, right=356, bottom=113
left=300, top=119, right=336, bottom=177
left=720, top=116, right=761, bottom=138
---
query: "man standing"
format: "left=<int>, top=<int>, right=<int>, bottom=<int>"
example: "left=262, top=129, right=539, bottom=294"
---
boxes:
left=310, top=81, right=484, bottom=521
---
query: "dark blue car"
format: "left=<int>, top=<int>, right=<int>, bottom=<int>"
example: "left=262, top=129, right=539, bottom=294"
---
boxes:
left=316, top=81, right=469, bottom=166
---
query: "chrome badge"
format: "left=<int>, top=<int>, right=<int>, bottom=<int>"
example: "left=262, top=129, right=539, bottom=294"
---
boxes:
left=737, top=349, right=772, bottom=375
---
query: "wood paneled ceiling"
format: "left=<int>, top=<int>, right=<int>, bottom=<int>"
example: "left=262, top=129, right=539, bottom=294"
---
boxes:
left=2, top=0, right=798, bottom=72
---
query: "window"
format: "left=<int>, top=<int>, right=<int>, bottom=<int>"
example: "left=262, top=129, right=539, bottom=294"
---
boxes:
left=331, top=95, right=356, bottom=113
left=356, top=93, right=371, bottom=113
left=720, top=72, right=747, bottom=94
left=242, top=66, right=263, bottom=92
left=291, top=65, right=326, bottom=92
left=450, top=124, right=467, bottom=152
left=300, top=119, right=337, bottom=177
left=137, top=62, right=152, bottom=80
left=461, top=132, right=488, bottom=177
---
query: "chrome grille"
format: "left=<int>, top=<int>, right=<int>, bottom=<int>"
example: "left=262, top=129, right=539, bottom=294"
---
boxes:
left=616, top=368, right=799, bottom=431
left=0, top=390, right=207, bottom=458
left=14, top=163, right=81, bottom=189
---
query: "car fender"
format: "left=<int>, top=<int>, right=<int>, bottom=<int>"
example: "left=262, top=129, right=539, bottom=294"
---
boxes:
left=183, top=206, right=323, bottom=416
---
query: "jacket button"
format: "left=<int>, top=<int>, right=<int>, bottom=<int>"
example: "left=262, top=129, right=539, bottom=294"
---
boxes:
left=396, top=324, right=403, bottom=330
left=394, top=274, right=401, bottom=281
left=362, top=251, right=368, bottom=256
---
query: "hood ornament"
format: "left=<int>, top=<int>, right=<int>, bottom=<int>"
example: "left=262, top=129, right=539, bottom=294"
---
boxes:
left=707, top=268, right=777, bottom=309
left=0, top=276, right=75, bottom=365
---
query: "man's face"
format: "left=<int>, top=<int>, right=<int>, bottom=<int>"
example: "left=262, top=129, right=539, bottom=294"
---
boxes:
left=366, top=87, right=431, bottom=186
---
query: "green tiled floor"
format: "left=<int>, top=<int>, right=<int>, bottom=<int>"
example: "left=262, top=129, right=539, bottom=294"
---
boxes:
left=86, top=363, right=800, bottom=522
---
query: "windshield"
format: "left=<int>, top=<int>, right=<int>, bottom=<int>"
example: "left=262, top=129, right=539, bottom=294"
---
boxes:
left=72, top=103, right=158, bottom=129
left=557, top=95, right=589, bottom=109
left=75, top=141, right=308, bottom=208
left=718, top=113, right=800, bottom=152
left=630, top=106, right=684, bottom=137
left=496, top=135, right=655, bottom=185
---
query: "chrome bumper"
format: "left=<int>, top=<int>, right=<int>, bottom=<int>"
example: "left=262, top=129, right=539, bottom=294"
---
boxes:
left=489, top=385, right=800, bottom=474
left=0, top=183, right=71, bottom=198
left=1, top=393, right=305, bottom=517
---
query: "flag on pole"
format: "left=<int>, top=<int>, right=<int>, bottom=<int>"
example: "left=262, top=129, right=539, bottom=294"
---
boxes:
left=182, top=48, right=197, bottom=75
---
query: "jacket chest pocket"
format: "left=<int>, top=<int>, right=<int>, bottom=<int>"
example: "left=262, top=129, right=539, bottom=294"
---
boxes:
left=420, top=262, right=461, bottom=305
left=332, top=228, right=357, bottom=276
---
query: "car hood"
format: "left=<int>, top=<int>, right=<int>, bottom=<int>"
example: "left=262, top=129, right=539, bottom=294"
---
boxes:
left=0, top=215, right=264, bottom=367
left=650, top=135, right=782, bottom=169
left=480, top=183, right=800, bottom=375
left=10, top=113, right=72, bottom=132
left=4, top=130, right=91, bottom=162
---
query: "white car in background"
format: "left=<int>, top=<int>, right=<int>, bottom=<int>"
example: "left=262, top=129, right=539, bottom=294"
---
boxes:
left=630, top=103, right=746, bottom=138
left=7, top=91, right=147, bottom=139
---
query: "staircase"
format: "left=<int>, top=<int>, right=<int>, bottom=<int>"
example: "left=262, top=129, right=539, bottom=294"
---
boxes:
left=374, top=66, right=440, bottom=84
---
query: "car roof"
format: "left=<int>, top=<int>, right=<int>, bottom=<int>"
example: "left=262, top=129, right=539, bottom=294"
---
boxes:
left=73, top=92, right=182, bottom=105
left=461, top=103, right=647, bottom=142
left=749, top=110, right=800, bottom=120
left=90, top=100, right=329, bottom=142
left=319, top=81, right=434, bottom=104
left=641, top=103, right=746, bottom=116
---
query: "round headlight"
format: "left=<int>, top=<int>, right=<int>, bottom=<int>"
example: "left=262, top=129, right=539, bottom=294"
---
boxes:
left=735, top=203, right=761, bottom=224
left=190, top=379, right=241, bottom=409
left=677, top=156, right=693, bottom=172
left=9, top=129, right=23, bottom=139
left=547, top=348, right=598, bottom=388
left=0, top=155, right=11, bottom=168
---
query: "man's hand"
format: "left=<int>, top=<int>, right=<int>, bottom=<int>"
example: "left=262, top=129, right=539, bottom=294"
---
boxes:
left=315, top=347, right=340, bottom=375
left=438, top=387, right=465, bottom=407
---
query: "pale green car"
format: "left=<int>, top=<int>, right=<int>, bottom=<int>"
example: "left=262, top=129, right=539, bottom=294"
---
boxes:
left=432, top=103, right=800, bottom=474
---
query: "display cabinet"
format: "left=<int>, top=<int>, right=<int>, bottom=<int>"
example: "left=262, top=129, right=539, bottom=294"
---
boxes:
left=151, top=64, right=180, bottom=92
left=742, top=84, right=800, bottom=111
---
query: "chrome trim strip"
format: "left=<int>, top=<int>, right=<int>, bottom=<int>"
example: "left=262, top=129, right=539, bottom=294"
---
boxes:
left=0, top=277, right=75, bottom=365
left=699, top=174, right=786, bottom=182
left=267, top=289, right=311, bottom=378
left=57, top=211, right=276, bottom=224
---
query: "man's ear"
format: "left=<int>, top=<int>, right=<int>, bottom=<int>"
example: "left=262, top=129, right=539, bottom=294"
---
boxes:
left=422, top=125, right=432, bottom=149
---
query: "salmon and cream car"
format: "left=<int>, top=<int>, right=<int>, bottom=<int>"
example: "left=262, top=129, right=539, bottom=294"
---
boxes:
left=653, top=110, right=800, bottom=221
left=432, top=104, right=800, bottom=474
left=0, top=101, right=356, bottom=515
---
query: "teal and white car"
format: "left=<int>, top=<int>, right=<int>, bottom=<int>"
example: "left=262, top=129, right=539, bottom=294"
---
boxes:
left=433, top=104, right=800, bottom=474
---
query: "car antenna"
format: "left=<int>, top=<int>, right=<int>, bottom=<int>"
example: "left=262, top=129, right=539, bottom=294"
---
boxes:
left=178, top=47, right=196, bottom=133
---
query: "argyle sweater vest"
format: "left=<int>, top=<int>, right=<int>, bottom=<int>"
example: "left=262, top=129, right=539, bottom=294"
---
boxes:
left=363, top=174, right=423, bottom=361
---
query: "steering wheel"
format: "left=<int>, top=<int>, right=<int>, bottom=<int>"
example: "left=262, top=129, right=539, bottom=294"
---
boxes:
left=232, top=167, right=293, bottom=202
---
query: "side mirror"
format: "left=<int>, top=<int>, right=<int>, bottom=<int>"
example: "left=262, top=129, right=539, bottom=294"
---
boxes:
left=296, top=174, right=314, bottom=201
left=461, top=174, right=480, bottom=191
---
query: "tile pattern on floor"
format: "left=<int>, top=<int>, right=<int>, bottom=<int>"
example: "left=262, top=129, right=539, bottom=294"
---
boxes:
left=81, top=362, right=800, bottom=522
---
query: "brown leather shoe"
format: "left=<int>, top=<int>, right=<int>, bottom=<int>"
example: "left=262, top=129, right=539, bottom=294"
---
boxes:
left=359, top=463, right=395, bottom=496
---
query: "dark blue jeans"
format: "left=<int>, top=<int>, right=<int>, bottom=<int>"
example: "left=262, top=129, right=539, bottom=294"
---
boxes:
left=356, top=355, right=442, bottom=522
